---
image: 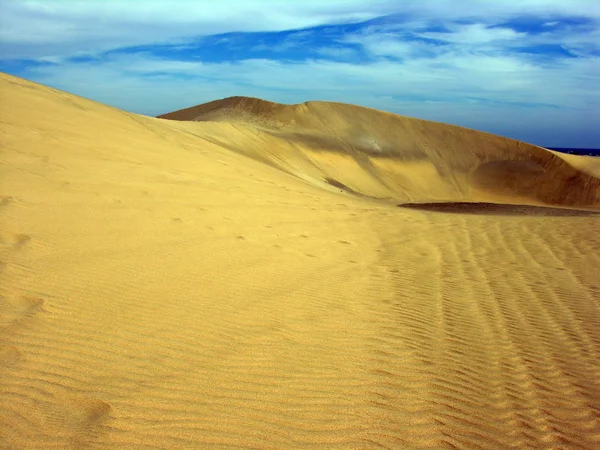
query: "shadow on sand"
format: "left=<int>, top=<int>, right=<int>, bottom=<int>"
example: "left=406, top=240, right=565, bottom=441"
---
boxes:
left=398, top=202, right=600, bottom=217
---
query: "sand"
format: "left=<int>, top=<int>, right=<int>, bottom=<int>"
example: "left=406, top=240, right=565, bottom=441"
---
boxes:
left=1, top=72, right=600, bottom=449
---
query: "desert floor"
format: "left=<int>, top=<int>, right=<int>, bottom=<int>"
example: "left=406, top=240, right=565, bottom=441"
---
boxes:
left=2, top=73, right=600, bottom=449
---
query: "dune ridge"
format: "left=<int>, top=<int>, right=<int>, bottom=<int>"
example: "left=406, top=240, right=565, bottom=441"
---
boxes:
left=2, top=72, right=600, bottom=449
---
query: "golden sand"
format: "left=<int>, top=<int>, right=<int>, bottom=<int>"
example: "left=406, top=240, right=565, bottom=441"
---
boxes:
left=1, top=72, right=600, bottom=448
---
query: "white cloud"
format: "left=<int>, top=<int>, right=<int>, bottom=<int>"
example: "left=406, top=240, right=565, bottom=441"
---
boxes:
left=1, top=0, right=599, bottom=60
left=342, top=33, right=440, bottom=59
left=0, top=0, right=395, bottom=59
left=419, top=24, right=525, bottom=44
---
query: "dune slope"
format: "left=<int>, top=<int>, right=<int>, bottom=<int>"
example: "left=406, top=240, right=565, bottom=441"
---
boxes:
left=2, top=72, right=600, bottom=449
left=159, top=96, right=600, bottom=209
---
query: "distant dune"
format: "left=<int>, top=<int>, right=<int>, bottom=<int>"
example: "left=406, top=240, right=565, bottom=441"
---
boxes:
left=2, top=72, right=600, bottom=449
left=159, top=96, right=600, bottom=209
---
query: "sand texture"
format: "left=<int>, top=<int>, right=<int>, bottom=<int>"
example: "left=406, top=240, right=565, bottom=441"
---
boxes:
left=2, top=72, right=600, bottom=449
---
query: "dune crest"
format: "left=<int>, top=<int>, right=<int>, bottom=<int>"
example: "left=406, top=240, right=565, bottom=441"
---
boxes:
left=2, top=72, right=600, bottom=449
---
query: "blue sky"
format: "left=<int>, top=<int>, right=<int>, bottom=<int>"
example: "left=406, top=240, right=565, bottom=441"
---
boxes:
left=1, top=0, right=599, bottom=147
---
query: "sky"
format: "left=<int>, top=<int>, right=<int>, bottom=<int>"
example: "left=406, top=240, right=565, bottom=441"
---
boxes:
left=1, top=0, right=599, bottom=147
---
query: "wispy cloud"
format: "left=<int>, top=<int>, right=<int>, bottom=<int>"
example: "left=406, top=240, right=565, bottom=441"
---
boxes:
left=1, top=0, right=599, bottom=146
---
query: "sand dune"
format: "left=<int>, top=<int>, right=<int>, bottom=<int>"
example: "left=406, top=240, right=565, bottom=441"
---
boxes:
left=159, top=96, right=600, bottom=209
left=2, top=71, right=600, bottom=449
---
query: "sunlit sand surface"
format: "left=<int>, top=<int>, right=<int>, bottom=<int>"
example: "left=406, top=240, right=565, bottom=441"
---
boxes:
left=2, top=72, right=600, bottom=448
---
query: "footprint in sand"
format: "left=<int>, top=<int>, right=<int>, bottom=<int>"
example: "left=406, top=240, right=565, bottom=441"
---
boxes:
left=12, top=234, right=31, bottom=248
left=0, top=296, right=45, bottom=371
left=0, top=195, right=14, bottom=208
left=0, top=233, right=31, bottom=249
left=0, top=295, right=45, bottom=328
left=0, top=345, right=23, bottom=367
left=39, top=393, right=112, bottom=444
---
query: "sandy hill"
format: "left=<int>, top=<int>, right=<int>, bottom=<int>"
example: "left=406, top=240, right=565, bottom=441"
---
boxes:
left=2, top=71, right=600, bottom=449
left=159, top=97, right=600, bottom=209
